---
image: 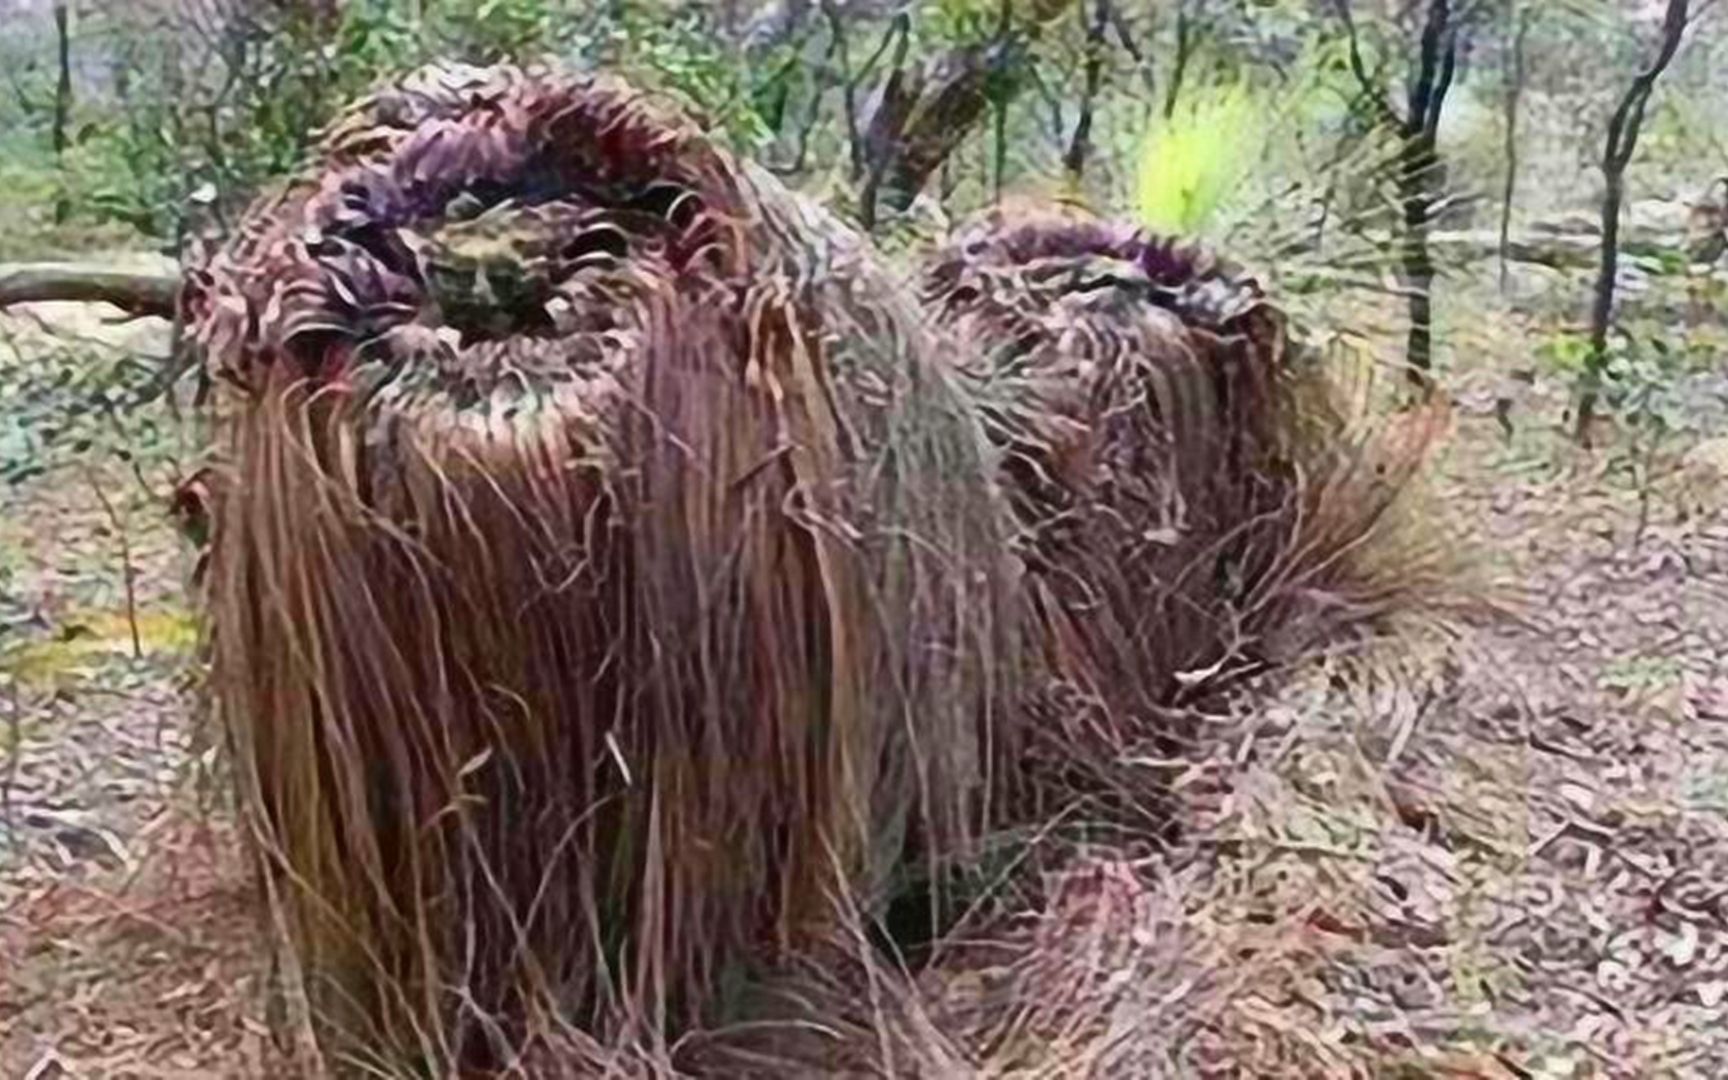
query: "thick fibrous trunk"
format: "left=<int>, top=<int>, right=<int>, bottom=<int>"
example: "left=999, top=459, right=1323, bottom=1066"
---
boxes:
left=184, top=63, right=1017, bottom=1073
left=922, top=202, right=1447, bottom=842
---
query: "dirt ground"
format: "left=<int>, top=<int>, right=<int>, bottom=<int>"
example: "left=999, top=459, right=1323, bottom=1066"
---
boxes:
left=3, top=282, right=1728, bottom=1077
left=1178, top=360, right=1728, bottom=1075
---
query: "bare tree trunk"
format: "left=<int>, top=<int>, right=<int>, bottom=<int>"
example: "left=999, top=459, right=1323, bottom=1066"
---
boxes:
left=1399, top=157, right=1438, bottom=385
left=1398, top=0, right=1458, bottom=393
left=856, top=14, right=911, bottom=230
left=1576, top=0, right=1692, bottom=444
left=52, top=3, right=73, bottom=224
left=824, top=2, right=863, bottom=177
left=856, top=0, right=1068, bottom=227
left=1497, top=6, right=1531, bottom=293
left=1063, top=0, right=1111, bottom=181
left=1335, top=0, right=1461, bottom=394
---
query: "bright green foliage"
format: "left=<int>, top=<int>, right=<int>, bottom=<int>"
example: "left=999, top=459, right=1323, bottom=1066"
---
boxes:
left=1132, top=33, right=1361, bottom=242
left=432, top=0, right=561, bottom=61
left=1134, top=82, right=1265, bottom=238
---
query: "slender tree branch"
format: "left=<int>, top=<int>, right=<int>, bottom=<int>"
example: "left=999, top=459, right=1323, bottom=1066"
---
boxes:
left=1407, top=0, right=1451, bottom=136
left=1498, top=5, right=1532, bottom=292
left=52, top=3, right=73, bottom=225
left=782, top=47, right=835, bottom=175
left=0, top=263, right=180, bottom=319
left=852, top=5, right=906, bottom=83
left=1025, top=63, right=1069, bottom=142
left=1064, top=0, right=1112, bottom=181
left=1422, top=23, right=1458, bottom=140
left=1107, top=0, right=1148, bottom=80
left=1331, top=0, right=1400, bottom=128
left=84, top=466, right=142, bottom=661
left=823, top=1, right=864, bottom=177
left=1163, top=1, right=1196, bottom=119
left=1577, top=0, right=1695, bottom=442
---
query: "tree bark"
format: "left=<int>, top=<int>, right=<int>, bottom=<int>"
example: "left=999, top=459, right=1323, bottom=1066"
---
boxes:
left=1063, top=0, right=1111, bottom=182
left=856, top=14, right=912, bottom=230
left=53, top=3, right=73, bottom=224
left=857, top=0, right=1069, bottom=226
left=1334, top=0, right=1462, bottom=395
left=0, top=263, right=180, bottom=319
left=1497, top=6, right=1531, bottom=293
left=1163, top=1, right=1197, bottom=119
left=1397, top=0, right=1458, bottom=394
left=1576, top=0, right=1692, bottom=444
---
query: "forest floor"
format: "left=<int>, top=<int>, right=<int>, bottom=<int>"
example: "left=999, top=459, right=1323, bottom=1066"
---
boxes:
left=3, top=276, right=1728, bottom=1077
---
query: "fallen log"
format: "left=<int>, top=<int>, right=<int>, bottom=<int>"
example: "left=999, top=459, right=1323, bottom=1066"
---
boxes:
left=1429, top=227, right=1705, bottom=271
left=0, top=262, right=180, bottom=318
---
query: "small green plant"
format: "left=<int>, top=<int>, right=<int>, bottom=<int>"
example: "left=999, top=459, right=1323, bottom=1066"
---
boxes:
left=1541, top=319, right=1721, bottom=543
left=430, top=0, right=559, bottom=62
left=1598, top=654, right=1683, bottom=698
left=0, top=338, right=182, bottom=488
left=1534, top=330, right=1595, bottom=380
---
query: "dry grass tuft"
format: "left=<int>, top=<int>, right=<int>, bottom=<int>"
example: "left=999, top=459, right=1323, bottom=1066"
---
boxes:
left=671, top=856, right=1225, bottom=1077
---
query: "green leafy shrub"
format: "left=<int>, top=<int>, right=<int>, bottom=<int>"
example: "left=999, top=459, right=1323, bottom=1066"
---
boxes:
left=0, top=339, right=181, bottom=487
